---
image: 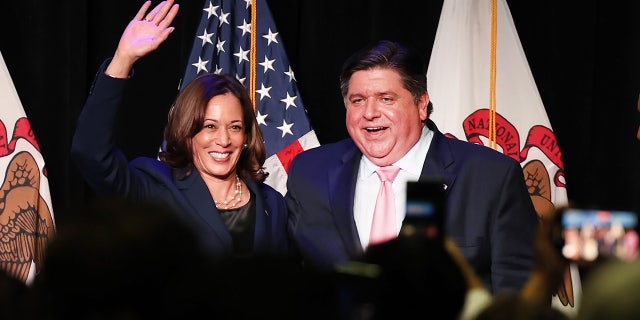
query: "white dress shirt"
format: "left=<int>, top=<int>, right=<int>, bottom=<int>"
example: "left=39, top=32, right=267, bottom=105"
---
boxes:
left=353, top=125, right=434, bottom=249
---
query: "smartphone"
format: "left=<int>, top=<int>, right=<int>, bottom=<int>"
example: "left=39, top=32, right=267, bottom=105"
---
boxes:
left=560, top=208, right=639, bottom=263
left=402, top=180, right=446, bottom=241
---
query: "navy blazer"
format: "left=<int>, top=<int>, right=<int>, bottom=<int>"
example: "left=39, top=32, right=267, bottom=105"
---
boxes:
left=71, top=64, right=290, bottom=261
left=286, top=120, right=538, bottom=294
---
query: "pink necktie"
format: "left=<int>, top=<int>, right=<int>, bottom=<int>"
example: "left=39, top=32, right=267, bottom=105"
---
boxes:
left=369, top=165, right=401, bottom=246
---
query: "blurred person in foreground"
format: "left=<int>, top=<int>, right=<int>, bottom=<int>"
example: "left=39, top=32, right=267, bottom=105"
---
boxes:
left=338, top=237, right=468, bottom=319
left=29, top=197, right=216, bottom=319
left=575, top=235, right=640, bottom=320
left=341, top=210, right=572, bottom=320
left=475, top=208, right=570, bottom=320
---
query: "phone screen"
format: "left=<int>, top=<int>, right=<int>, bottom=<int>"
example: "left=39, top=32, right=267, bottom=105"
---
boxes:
left=561, top=209, right=639, bottom=262
left=402, top=180, right=445, bottom=241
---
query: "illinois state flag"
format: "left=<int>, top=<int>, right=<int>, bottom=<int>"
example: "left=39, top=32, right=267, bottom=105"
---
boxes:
left=0, top=51, right=56, bottom=285
left=426, top=0, right=578, bottom=315
left=181, top=0, right=320, bottom=195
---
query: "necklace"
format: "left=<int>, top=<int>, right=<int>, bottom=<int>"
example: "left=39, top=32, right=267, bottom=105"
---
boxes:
left=214, top=175, right=243, bottom=209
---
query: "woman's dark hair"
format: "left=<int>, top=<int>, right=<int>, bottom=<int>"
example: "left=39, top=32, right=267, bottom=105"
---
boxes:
left=159, top=73, right=267, bottom=182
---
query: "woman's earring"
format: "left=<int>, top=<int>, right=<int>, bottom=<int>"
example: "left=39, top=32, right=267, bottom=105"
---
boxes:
left=243, top=143, right=248, bottom=149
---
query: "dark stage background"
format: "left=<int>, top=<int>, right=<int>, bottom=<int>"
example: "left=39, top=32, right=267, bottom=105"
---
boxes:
left=1, top=1, right=639, bottom=225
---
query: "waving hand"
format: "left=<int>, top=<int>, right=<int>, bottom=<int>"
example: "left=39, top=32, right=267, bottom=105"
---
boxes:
left=106, top=0, right=180, bottom=78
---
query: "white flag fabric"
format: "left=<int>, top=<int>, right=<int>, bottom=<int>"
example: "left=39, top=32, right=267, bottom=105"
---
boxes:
left=426, top=0, right=578, bottom=315
left=0, top=51, right=56, bottom=285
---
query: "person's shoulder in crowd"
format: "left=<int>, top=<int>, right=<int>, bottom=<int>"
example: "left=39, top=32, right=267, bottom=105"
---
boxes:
left=576, top=258, right=640, bottom=320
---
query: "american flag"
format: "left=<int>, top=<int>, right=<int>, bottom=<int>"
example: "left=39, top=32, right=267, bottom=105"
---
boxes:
left=181, top=0, right=320, bottom=195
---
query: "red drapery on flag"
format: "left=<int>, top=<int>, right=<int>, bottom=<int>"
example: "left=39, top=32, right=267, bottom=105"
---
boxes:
left=180, top=0, right=320, bottom=195
left=426, top=0, right=578, bottom=315
left=0, top=51, right=56, bottom=285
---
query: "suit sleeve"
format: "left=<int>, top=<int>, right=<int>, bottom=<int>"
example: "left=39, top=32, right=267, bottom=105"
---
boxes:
left=70, top=60, right=145, bottom=198
left=490, top=159, right=538, bottom=293
left=285, top=154, right=354, bottom=272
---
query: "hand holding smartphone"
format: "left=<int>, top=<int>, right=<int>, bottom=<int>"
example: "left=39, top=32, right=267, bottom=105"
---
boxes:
left=402, top=180, right=446, bottom=242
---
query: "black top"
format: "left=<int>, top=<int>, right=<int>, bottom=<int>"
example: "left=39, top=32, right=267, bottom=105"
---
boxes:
left=219, top=190, right=256, bottom=256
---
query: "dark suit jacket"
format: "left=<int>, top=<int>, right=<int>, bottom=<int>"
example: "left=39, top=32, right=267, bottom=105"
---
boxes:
left=286, top=120, right=538, bottom=294
left=71, top=63, right=290, bottom=261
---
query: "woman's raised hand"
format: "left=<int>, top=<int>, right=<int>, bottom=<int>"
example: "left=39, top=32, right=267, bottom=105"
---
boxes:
left=107, top=0, right=180, bottom=78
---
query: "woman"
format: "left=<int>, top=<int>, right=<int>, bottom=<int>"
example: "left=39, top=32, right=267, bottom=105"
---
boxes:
left=71, top=0, right=289, bottom=261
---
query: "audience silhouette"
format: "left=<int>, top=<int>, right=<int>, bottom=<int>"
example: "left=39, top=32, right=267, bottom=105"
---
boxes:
left=336, top=234, right=468, bottom=319
left=29, top=196, right=216, bottom=319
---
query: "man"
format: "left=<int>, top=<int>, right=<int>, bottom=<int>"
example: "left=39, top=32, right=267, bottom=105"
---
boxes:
left=286, top=40, right=538, bottom=294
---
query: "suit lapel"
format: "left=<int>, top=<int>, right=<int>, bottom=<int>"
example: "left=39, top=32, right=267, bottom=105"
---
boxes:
left=245, top=179, right=270, bottom=253
left=328, top=144, right=364, bottom=255
left=423, top=120, right=457, bottom=192
left=175, top=171, right=234, bottom=249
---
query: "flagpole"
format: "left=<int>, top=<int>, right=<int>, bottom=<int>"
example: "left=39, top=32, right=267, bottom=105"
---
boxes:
left=489, top=0, right=498, bottom=149
left=249, top=0, right=258, bottom=109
